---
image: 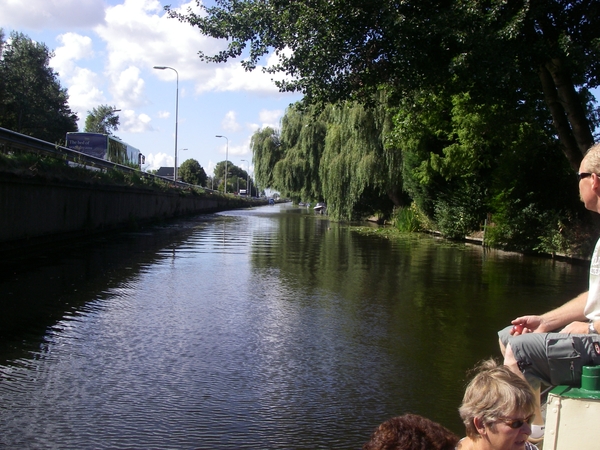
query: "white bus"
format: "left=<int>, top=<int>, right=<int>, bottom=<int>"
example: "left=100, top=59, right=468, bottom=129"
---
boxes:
left=66, top=132, right=145, bottom=168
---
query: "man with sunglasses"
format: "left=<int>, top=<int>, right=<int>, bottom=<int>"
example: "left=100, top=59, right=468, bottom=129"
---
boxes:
left=498, top=142, right=600, bottom=444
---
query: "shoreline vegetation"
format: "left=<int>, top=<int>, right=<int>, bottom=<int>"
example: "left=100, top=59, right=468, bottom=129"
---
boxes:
left=352, top=215, right=593, bottom=264
left=1, top=151, right=595, bottom=263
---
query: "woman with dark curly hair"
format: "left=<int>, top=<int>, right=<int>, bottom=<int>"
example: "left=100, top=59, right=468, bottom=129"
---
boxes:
left=363, top=413, right=460, bottom=450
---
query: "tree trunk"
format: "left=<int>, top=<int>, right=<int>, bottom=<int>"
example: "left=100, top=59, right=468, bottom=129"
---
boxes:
left=547, top=58, right=595, bottom=153
left=538, top=59, right=594, bottom=172
left=538, top=65, right=580, bottom=171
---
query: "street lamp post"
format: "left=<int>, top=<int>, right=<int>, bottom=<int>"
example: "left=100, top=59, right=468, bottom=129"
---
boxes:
left=241, top=159, right=250, bottom=196
left=215, top=135, right=228, bottom=194
left=153, top=65, right=179, bottom=182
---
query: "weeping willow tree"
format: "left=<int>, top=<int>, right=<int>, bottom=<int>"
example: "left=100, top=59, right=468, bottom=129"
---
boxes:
left=275, top=105, right=326, bottom=202
left=318, top=98, right=404, bottom=221
left=251, top=95, right=405, bottom=221
left=251, top=127, right=282, bottom=190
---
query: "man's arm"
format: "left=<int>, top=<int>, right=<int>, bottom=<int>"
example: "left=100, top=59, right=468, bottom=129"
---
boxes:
left=511, top=292, right=588, bottom=334
left=539, top=292, right=589, bottom=332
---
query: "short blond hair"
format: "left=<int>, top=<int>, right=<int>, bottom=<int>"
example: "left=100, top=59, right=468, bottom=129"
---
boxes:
left=458, top=359, right=536, bottom=439
left=582, top=143, right=600, bottom=173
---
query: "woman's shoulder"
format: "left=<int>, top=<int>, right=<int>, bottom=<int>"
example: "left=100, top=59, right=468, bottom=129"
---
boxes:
left=455, top=437, right=469, bottom=449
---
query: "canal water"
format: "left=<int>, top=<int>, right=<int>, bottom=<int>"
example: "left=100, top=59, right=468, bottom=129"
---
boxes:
left=0, top=204, right=590, bottom=449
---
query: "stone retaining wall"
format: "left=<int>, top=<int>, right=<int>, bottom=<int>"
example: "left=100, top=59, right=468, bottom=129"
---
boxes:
left=0, top=173, right=260, bottom=251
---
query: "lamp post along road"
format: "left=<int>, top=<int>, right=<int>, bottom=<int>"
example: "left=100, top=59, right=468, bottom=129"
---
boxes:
left=153, top=66, right=179, bottom=182
left=215, top=135, right=228, bottom=194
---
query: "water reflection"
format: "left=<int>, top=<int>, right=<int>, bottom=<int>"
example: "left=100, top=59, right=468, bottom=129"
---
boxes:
left=0, top=204, right=590, bottom=449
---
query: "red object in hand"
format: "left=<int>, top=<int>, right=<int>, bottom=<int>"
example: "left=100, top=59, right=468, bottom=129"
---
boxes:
left=512, top=324, right=525, bottom=334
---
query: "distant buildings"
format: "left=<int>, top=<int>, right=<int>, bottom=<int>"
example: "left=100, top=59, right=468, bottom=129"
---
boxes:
left=156, top=167, right=174, bottom=178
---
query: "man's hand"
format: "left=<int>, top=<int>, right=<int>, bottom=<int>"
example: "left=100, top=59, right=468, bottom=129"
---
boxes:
left=560, top=321, right=589, bottom=334
left=510, top=316, right=544, bottom=335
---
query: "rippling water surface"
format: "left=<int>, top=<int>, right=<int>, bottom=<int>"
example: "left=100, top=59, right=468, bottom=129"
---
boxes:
left=0, top=204, right=590, bottom=449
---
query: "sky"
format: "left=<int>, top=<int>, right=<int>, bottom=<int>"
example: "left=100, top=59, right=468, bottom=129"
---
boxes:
left=0, top=0, right=302, bottom=178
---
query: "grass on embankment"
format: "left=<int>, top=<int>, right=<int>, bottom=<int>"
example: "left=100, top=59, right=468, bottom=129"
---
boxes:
left=0, top=151, right=224, bottom=199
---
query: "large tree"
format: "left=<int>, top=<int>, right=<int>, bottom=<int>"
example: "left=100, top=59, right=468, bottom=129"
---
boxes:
left=85, top=105, right=120, bottom=135
left=179, top=158, right=208, bottom=186
left=168, top=0, right=600, bottom=171
left=0, top=30, right=78, bottom=142
left=251, top=127, right=283, bottom=190
left=213, top=161, right=249, bottom=193
left=252, top=99, right=404, bottom=221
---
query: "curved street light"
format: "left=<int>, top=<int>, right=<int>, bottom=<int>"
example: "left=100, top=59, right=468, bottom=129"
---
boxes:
left=153, top=66, right=179, bottom=182
left=215, top=135, right=228, bottom=194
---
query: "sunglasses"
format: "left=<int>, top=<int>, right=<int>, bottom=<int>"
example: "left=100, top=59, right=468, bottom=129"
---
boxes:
left=577, top=172, right=594, bottom=181
left=497, top=415, right=534, bottom=429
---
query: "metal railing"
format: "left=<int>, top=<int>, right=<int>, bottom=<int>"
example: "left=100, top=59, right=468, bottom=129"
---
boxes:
left=0, top=127, right=221, bottom=192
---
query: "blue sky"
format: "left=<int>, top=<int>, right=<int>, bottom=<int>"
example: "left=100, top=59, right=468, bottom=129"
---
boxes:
left=0, top=0, right=302, bottom=176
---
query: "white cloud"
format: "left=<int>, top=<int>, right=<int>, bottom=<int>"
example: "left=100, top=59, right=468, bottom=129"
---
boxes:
left=221, top=111, right=241, bottom=132
left=51, top=33, right=94, bottom=76
left=196, top=45, right=297, bottom=96
left=247, top=123, right=260, bottom=133
left=144, top=151, right=172, bottom=172
left=0, top=0, right=105, bottom=30
left=259, top=109, right=283, bottom=128
left=66, top=68, right=105, bottom=115
left=50, top=33, right=102, bottom=120
left=200, top=64, right=282, bottom=95
left=246, top=109, right=284, bottom=132
left=19, top=0, right=295, bottom=125
left=121, top=110, right=153, bottom=133
left=228, top=143, right=250, bottom=157
left=157, top=111, right=170, bottom=119
left=110, top=65, right=146, bottom=107
left=96, top=0, right=213, bottom=81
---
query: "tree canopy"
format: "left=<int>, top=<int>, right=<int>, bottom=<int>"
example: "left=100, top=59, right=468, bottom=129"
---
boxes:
left=179, top=158, right=208, bottom=186
left=213, top=161, right=251, bottom=193
left=0, top=30, right=78, bottom=142
left=171, top=1, right=600, bottom=252
left=85, top=105, right=120, bottom=135
left=169, top=0, right=600, bottom=170
left=251, top=99, right=405, bottom=221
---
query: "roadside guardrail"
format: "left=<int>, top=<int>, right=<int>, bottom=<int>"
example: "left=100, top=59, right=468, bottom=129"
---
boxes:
left=0, top=127, right=221, bottom=193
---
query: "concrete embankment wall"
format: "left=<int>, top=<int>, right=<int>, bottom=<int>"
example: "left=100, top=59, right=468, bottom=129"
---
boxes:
left=1, top=173, right=262, bottom=252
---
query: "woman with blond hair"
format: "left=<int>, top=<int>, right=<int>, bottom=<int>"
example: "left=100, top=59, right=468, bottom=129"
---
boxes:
left=457, top=359, right=538, bottom=449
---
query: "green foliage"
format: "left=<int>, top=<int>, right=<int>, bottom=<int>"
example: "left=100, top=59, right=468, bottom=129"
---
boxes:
left=0, top=31, right=78, bottom=142
left=388, top=86, right=585, bottom=246
left=433, top=181, right=487, bottom=240
left=85, top=105, right=120, bottom=135
left=276, top=104, right=326, bottom=202
left=179, top=158, right=207, bottom=186
left=168, top=0, right=600, bottom=174
left=253, top=97, right=404, bottom=221
left=484, top=200, right=554, bottom=253
left=0, top=149, right=214, bottom=197
left=251, top=127, right=282, bottom=190
left=166, top=0, right=456, bottom=105
left=534, top=219, right=571, bottom=256
left=192, top=0, right=600, bottom=250
left=213, top=160, right=251, bottom=194
left=394, top=205, right=425, bottom=233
